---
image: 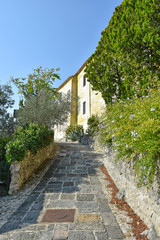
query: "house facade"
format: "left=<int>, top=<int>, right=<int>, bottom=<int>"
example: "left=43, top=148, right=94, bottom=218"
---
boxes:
left=54, top=61, right=105, bottom=140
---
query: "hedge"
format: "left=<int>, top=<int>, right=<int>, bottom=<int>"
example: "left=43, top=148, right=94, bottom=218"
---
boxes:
left=6, top=123, right=54, bottom=164
left=99, top=88, right=160, bottom=187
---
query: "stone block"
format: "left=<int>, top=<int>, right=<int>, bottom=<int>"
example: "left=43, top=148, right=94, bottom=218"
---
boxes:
left=68, top=231, right=95, bottom=240
left=77, top=213, right=101, bottom=222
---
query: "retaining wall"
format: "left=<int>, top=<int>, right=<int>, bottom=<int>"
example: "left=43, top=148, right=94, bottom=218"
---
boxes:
left=9, top=141, right=55, bottom=195
left=93, top=140, right=160, bottom=236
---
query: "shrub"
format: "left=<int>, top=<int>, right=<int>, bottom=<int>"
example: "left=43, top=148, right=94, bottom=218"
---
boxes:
left=0, top=137, right=10, bottom=182
left=86, top=115, right=100, bottom=136
left=6, top=123, right=53, bottom=164
left=99, top=89, right=160, bottom=187
left=65, top=125, right=84, bottom=142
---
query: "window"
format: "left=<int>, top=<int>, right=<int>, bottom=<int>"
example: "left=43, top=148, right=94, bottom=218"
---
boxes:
left=83, top=76, right=86, bottom=87
left=83, top=101, right=86, bottom=115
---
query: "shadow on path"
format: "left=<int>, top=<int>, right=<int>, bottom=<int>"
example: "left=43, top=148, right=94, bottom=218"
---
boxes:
left=0, top=142, right=103, bottom=234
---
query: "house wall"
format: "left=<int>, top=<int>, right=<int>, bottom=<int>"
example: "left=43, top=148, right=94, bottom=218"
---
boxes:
left=77, top=68, right=90, bottom=130
left=91, top=89, right=105, bottom=117
left=54, top=63, right=105, bottom=140
left=54, top=78, right=72, bottom=141
left=77, top=67, right=105, bottom=131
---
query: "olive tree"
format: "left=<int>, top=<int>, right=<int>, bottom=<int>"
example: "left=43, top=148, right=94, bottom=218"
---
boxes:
left=0, top=84, right=15, bottom=137
left=12, top=66, right=71, bottom=128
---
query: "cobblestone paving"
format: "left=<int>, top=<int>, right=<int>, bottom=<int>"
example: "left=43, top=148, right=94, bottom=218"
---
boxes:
left=0, top=143, right=125, bottom=240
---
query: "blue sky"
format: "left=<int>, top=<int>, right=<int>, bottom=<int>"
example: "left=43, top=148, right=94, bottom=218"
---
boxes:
left=0, top=0, right=123, bottom=111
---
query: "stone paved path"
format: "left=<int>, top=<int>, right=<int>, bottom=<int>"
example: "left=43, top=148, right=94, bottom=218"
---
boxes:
left=0, top=143, right=125, bottom=240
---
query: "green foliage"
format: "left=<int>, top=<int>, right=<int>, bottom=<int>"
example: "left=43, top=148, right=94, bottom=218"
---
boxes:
left=11, top=66, right=60, bottom=99
left=17, top=90, right=71, bottom=128
left=6, top=123, right=53, bottom=164
left=99, top=88, right=160, bottom=187
left=12, top=66, right=71, bottom=128
left=0, top=137, right=10, bottom=161
left=65, top=125, right=84, bottom=142
left=86, top=115, right=100, bottom=136
left=0, top=137, right=10, bottom=181
left=85, top=0, right=160, bottom=104
left=0, top=84, right=15, bottom=137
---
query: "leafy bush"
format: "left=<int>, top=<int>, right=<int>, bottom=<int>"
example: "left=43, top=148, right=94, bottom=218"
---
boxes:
left=85, top=0, right=160, bottom=104
left=86, top=115, right=100, bottom=136
left=0, top=137, right=10, bottom=161
left=6, top=123, right=53, bottom=164
left=65, top=125, right=84, bottom=142
left=99, top=89, right=160, bottom=187
left=0, top=137, right=10, bottom=182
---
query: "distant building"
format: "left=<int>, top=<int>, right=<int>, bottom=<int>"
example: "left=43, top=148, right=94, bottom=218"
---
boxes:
left=13, top=109, right=19, bottom=123
left=54, top=61, right=105, bottom=141
left=13, top=109, right=19, bottom=118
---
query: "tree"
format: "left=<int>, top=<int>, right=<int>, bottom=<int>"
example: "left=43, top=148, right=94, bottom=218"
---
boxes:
left=0, top=84, right=15, bottom=137
left=85, top=0, right=160, bottom=104
left=11, top=66, right=71, bottom=128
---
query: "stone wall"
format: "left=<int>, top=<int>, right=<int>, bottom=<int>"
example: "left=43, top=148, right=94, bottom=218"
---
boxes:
left=93, top=139, right=160, bottom=236
left=9, top=141, right=55, bottom=195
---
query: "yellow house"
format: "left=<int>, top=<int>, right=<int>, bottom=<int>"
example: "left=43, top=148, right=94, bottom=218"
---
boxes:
left=54, top=61, right=105, bottom=140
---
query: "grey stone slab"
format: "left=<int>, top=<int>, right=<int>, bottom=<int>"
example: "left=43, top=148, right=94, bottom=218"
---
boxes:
left=97, top=199, right=111, bottom=213
left=47, top=224, right=55, bottom=231
left=67, top=173, right=80, bottom=177
left=46, top=200, right=76, bottom=209
left=0, top=235, right=9, bottom=240
left=78, top=174, right=88, bottom=178
left=11, top=231, right=36, bottom=240
left=76, top=167, right=88, bottom=171
left=88, top=169, right=97, bottom=175
left=60, top=193, right=76, bottom=200
left=44, top=188, right=62, bottom=193
left=69, top=222, right=105, bottom=231
left=79, top=185, right=94, bottom=193
left=54, top=224, right=68, bottom=230
left=34, top=231, right=54, bottom=240
left=68, top=231, right=95, bottom=240
left=79, top=180, right=91, bottom=186
left=73, top=170, right=88, bottom=174
left=95, top=232, right=109, bottom=240
left=59, top=169, right=67, bottom=174
left=66, top=166, right=76, bottom=170
left=77, top=194, right=95, bottom=201
left=36, top=193, right=45, bottom=202
left=22, top=224, right=47, bottom=231
left=78, top=208, right=99, bottom=213
left=47, top=182, right=63, bottom=187
left=34, top=183, right=47, bottom=192
left=0, top=220, right=22, bottom=234
left=92, top=185, right=104, bottom=194
left=22, top=211, right=40, bottom=224
left=30, top=201, right=44, bottom=211
left=90, top=176, right=100, bottom=185
left=63, top=182, right=74, bottom=187
left=106, top=225, right=125, bottom=239
left=54, top=228, right=68, bottom=239
left=101, top=212, right=119, bottom=226
left=50, top=177, right=73, bottom=182
left=9, top=211, right=26, bottom=221
left=76, top=201, right=98, bottom=210
left=53, top=174, right=66, bottom=178
left=62, top=187, right=79, bottom=193
left=16, top=199, right=34, bottom=212
left=95, top=193, right=106, bottom=199
left=46, top=193, right=60, bottom=200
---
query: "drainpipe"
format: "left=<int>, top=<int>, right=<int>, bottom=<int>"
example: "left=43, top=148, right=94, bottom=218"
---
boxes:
left=89, top=83, right=91, bottom=117
left=70, top=75, right=78, bottom=126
